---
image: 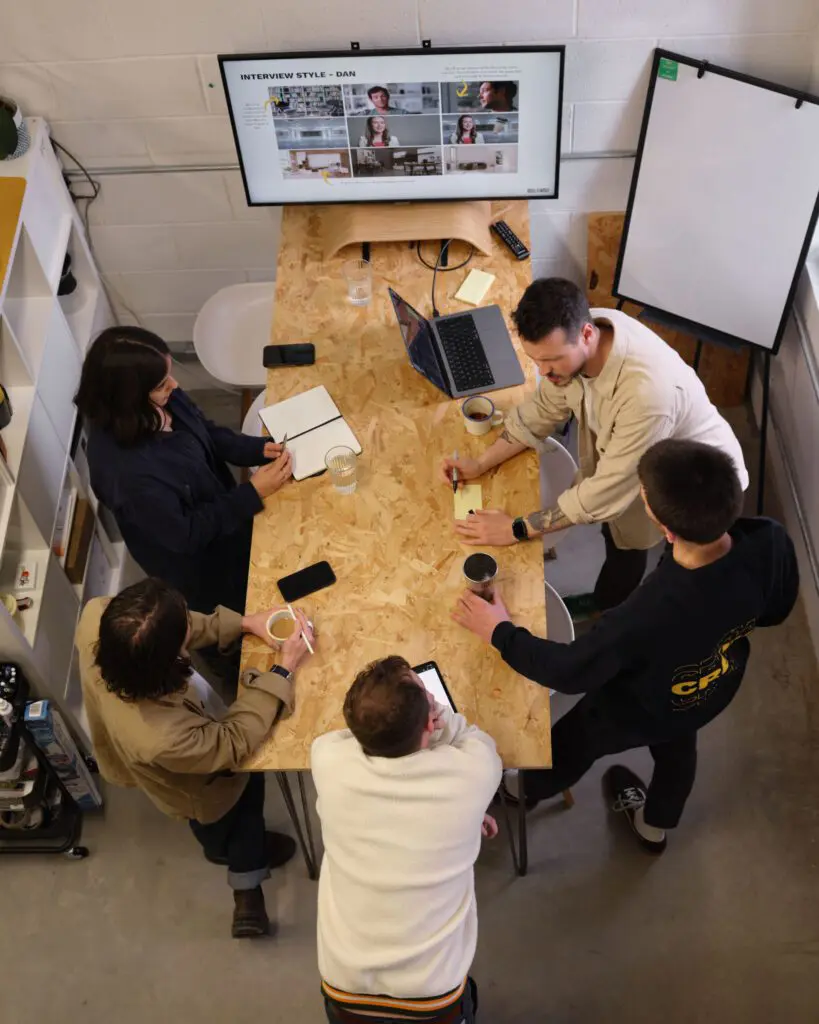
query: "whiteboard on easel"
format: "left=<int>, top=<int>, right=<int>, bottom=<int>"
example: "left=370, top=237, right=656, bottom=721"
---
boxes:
left=613, top=50, right=819, bottom=354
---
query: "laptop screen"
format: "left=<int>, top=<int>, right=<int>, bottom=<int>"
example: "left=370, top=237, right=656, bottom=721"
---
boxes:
left=388, top=289, right=449, bottom=395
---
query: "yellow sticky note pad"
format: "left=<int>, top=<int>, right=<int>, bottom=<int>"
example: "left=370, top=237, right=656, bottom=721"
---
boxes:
left=454, top=483, right=483, bottom=520
left=455, top=269, right=496, bottom=306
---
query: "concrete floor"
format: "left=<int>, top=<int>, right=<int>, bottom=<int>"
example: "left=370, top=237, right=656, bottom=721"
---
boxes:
left=3, top=400, right=819, bottom=1024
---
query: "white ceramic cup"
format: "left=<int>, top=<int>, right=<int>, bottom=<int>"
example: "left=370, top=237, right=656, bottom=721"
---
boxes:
left=461, top=395, right=504, bottom=436
left=266, top=609, right=314, bottom=647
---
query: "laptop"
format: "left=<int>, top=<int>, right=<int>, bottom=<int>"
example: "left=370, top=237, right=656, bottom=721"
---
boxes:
left=388, top=288, right=525, bottom=398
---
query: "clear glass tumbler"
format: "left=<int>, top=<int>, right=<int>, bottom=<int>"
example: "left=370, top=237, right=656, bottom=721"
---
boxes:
left=325, top=445, right=357, bottom=494
left=342, top=258, right=372, bottom=306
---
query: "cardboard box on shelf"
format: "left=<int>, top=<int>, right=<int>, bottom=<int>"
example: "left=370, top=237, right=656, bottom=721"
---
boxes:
left=24, top=700, right=102, bottom=811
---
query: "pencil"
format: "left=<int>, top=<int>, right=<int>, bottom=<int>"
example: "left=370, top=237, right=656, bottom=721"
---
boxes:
left=452, top=449, right=459, bottom=493
left=287, top=602, right=314, bottom=655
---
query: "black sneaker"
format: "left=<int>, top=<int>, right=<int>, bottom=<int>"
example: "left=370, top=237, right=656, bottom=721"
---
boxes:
left=603, top=765, right=667, bottom=855
left=205, top=831, right=297, bottom=870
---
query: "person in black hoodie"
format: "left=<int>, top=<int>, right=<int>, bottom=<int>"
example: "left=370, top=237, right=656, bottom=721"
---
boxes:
left=452, top=438, right=799, bottom=853
left=75, top=327, right=292, bottom=616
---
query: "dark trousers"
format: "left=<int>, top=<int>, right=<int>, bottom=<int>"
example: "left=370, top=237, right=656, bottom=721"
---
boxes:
left=593, top=523, right=649, bottom=612
left=324, top=978, right=477, bottom=1024
left=524, top=694, right=698, bottom=830
left=189, top=773, right=270, bottom=890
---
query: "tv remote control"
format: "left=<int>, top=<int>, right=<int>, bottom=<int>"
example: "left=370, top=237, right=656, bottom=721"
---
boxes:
left=490, top=220, right=530, bottom=261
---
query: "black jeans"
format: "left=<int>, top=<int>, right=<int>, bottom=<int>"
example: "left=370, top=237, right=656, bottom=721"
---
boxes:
left=189, top=773, right=270, bottom=890
left=324, top=978, right=477, bottom=1024
left=524, top=694, right=698, bottom=830
left=593, top=523, right=649, bottom=612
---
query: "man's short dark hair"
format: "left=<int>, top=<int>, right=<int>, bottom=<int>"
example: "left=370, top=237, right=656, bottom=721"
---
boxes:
left=638, top=439, right=743, bottom=544
left=95, top=578, right=192, bottom=702
left=512, top=278, right=592, bottom=343
left=489, top=81, right=517, bottom=101
left=367, top=85, right=389, bottom=100
left=343, top=656, right=429, bottom=758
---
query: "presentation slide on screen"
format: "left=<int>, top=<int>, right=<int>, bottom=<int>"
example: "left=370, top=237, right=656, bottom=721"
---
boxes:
left=220, top=51, right=562, bottom=204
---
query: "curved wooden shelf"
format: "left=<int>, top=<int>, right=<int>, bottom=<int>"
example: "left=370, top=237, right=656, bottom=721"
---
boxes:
left=322, top=200, right=494, bottom=260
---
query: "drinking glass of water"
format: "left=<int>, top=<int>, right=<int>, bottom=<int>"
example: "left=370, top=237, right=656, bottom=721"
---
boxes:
left=342, top=259, right=372, bottom=306
left=325, top=445, right=357, bottom=494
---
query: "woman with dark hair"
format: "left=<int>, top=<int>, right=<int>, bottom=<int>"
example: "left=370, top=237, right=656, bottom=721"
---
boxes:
left=358, top=115, right=399, bottom=148
left=449, top=114, right=484, bottom=145
left=75, top=326, right=292, bottom=614
left=78, top=577, right=316, bottom=937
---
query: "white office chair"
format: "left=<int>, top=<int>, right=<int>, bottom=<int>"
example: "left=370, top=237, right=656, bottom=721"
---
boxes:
left=538, top=435, right=578, bottom=553
left=241, top=388, right=267, bottom=438
left=503, top=580, right=576, bottom=811
left=193, top=282, right=275, bottom=417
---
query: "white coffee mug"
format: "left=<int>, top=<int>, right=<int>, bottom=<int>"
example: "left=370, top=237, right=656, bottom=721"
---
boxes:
left=266, top=609, right=314, bottom=647
left=461, top=395, right=504, bottom=436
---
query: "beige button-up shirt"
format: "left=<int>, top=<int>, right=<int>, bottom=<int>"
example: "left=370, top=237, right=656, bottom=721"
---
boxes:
left=504, top=308, right=749, bottom=550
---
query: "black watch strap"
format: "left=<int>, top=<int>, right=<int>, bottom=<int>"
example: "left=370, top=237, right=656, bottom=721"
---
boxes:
left=270, top=664, right=292, bottom=681
left=512, top=516, right=528, bottom=542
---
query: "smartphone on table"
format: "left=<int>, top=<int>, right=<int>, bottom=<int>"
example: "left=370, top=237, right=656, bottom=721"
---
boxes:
left=263, top=343, right=315, bottom=367
left=277, top=560, right=336, bottom=603
left=413, top=661, right=457, bottom=712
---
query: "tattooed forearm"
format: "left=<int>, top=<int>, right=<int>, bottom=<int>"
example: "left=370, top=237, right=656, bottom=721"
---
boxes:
left=525, top=506, right=571, bottom=536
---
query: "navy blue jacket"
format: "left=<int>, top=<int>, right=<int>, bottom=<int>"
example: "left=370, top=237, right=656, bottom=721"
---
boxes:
left=86, top=389, right=267, bottom=613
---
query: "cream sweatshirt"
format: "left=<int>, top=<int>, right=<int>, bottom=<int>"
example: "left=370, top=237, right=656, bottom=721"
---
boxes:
left=312, top=707, right=502, bottom=998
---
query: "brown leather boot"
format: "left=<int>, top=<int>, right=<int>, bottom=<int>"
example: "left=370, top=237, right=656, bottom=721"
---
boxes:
left=231, top=886, right=270, bottom=939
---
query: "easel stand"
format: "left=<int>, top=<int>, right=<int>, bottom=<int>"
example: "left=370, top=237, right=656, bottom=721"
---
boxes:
left=322, top=200, right=494, bottom=261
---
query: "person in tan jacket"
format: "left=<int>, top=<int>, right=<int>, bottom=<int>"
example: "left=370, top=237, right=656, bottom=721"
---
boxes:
left=76, top=577, right=315, bottom=939
left=442, top=277, right=748, bottom=613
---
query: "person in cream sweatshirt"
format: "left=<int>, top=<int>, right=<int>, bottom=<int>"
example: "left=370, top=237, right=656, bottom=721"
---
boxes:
left=312, top=655, right=502, bottom=1012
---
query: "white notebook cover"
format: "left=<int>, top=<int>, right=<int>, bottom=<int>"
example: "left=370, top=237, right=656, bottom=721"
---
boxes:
left=258, top=385, right=362, bottom=481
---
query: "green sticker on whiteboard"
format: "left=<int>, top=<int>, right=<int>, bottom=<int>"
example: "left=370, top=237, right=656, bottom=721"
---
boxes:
left=658, top=58, right=678, bottom=81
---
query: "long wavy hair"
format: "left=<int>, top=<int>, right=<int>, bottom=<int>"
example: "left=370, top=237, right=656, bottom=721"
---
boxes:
left=365, top=116, right=391, bottom=146
left=456, top=115, right=477, bottom=143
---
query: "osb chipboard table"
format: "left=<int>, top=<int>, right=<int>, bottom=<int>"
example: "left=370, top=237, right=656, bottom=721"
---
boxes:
left=240, top=200, right=551, bottom=773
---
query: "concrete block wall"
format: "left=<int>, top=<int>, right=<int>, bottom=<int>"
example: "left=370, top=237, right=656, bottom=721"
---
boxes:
left=1, top=0, right=817, bottom=337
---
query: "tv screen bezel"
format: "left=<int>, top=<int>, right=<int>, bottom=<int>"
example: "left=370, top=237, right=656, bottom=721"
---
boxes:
left=218, top=45, right=565, bottom=207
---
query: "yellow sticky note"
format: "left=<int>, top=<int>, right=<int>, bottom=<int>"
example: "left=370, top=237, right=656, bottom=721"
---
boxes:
left=454, top=483, right=483, bottom=520
left=455, top=269, right=496, bottom=306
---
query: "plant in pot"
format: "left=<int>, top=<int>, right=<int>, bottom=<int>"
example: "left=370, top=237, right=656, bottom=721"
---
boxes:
left=0, top=96, right=30, bottom=160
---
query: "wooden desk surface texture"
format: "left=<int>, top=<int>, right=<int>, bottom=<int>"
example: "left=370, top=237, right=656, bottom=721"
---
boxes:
left=240, top=201, right=551, bottom=771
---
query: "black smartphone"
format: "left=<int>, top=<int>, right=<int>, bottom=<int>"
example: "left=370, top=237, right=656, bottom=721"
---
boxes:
left=277, top=560, right=336, bottom=603
left=263, top=343, right=315, bottom=367
left=413, top=661, right=458, bottom=712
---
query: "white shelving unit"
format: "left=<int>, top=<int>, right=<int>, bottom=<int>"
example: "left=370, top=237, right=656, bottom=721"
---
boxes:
left=0, top=119, right=137, bottom=748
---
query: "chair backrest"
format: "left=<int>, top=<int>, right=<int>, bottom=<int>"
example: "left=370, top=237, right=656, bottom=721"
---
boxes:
left=538, top=436, right=578, bottom=551
left=242, top=389, right=267, bottom=437
left=545, top=580, right=575, bottom=644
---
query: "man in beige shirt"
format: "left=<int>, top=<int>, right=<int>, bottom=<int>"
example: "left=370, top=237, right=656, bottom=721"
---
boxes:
left=77, top=577, right=314, bottom=939
left=443, top=278, right=748, bottom=611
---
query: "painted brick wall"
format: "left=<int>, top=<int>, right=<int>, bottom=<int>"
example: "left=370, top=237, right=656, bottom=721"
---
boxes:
left=1, top=0, right=817, bottom=337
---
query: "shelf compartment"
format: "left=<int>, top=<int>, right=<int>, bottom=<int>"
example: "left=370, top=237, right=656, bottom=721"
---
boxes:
left=37, top=301, right=81, bottom=441
left=22, top=157, right=73, bottom=293
left=58, top=221, right=101, bottom=353
left=0, top=177, right=26, bottom=301
left=0, top=492, right=50, bottom=647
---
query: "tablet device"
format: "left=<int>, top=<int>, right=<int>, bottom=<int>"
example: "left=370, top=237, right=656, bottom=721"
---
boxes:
left=413, top=661, right=457, bottom=713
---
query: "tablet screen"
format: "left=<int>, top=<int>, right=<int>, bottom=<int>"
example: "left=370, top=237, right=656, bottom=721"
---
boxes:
left=415, top=662, right=456, bottom=712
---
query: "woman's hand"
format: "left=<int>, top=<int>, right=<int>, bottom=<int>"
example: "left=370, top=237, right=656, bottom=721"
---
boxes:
left=262, top=441, right=284, bottom=460
left=280, top=609, right=315, bottom=674
left=242, top=607, right=285, bottom=648
left=251, top=450, right=293, bottom=498
left=440, top=455, right=482, bottom=487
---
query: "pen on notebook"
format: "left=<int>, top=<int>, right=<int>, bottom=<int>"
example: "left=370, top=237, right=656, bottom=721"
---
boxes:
left=287, top=602, right=314, bottom=655
left=452, top=450, right=459, bottom=494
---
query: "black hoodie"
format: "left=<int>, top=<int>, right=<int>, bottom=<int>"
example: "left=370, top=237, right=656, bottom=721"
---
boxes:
left=491, top=518, right=799, bottom=733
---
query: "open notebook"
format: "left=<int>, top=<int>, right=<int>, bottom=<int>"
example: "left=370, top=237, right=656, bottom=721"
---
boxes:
left=258, top=385, right=361, bottom=481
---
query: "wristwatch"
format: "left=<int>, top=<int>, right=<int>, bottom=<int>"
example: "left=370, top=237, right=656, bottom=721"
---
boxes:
left=512, top=516, right=528, bottom=542
left=270, top=664, right=292, bottom=681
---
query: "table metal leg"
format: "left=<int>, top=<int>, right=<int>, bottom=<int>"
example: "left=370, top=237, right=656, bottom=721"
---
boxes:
left=496, top=772, right=528, bottom=878
left=517, top=770, right=528, bottom=877
left=275, top=772, right=319, bottom=880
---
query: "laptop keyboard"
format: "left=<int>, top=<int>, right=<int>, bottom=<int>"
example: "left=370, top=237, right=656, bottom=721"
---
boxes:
left=436, top=316, right=496, bottom=391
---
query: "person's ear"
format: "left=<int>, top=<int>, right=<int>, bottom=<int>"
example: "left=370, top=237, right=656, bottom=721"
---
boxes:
left=418, top=713, right=436, bottom=749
